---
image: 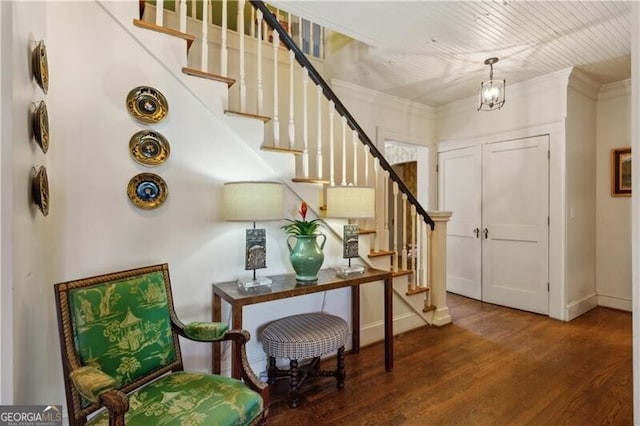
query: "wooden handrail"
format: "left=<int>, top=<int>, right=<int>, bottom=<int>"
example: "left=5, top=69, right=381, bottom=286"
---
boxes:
left=249, top=1, right=434, bottom=230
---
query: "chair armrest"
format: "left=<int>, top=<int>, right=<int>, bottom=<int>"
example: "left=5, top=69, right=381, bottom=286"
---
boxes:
left=70, top=367, right=129, bottom=424
left=224, top=329, right=269, bottom=407
left=182, top=321, right=229, bottom=341
left=69, top=366, right=118, bottom=403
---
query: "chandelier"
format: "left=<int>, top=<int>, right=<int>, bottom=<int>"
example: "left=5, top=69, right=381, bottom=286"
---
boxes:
left=477, top=57, right=506, bottom=111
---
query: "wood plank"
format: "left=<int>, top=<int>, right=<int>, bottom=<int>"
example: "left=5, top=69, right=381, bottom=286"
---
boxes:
left=132, top=19, right=195, bottom=50
left=261, top=146, right=303, bottom=155
left=266, top=293, right=632, bottom=425
left=224, top=110, right=271, bottom=123
left=291, top=177, right=330, bottom=184
left=182, top=67, right=235, bottom=87
left=405, top=286, right=428, bottom=296
left=368, top=250, right=394, bottom=258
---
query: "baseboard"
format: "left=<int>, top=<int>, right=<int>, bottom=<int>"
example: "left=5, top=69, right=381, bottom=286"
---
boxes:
left=565, top=293, right=598, bottom=321
left=597, top=294, right=632, bottom=312
left=359, top=312, right=425, bottom=347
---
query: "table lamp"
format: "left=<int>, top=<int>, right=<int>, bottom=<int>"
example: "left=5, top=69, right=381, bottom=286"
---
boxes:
left=326, top=185, right=375, bottom=277
left=223, top=181, right=284, bottom=291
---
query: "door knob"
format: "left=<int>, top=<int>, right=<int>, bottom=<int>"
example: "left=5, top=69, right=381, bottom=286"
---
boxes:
left=483, top=228, right=489, bottom=239
left=473, top=228, right=480, bottom=238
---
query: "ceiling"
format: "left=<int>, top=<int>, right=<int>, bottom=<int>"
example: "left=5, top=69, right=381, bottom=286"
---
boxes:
left=270, top=1, right=632, bottom=107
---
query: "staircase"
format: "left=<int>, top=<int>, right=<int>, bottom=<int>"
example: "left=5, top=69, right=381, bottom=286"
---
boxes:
left=133, top=0, right=452, bottom=327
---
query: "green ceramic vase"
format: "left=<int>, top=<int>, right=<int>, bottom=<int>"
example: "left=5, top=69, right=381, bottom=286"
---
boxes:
left=286, top=234, right=327, bottom=282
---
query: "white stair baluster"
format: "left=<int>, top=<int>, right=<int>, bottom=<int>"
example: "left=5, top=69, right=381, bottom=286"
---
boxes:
left=156, top=0, right=164, bottom=26
left=341, top=117, right=347, bottom=186
left=221, top=0, right=228, bottom=76
left=352, top=130, right=358, bottom=186
left=250, top=7, right=255, bottom=38
left=410, top=204, right=417, bottom=290
left=302, top=68, right=309, bottom=178
left=329, top=100, right=335, bottom=186
left=372, top=159, right=380, bottom=252
left=401, top=193, right=408, bottom=271
left=364, top=145, right=370, bottom=186
left=256, top=10, right=264, bottom=115
left=392, top=182, right=399, bottom=273
left=272, top=30, right=280, bottom=147
left=179, top=0, right=187, bottom=33
left=316, top=85, right=323, bottom=179
left=201, top=0, right=209, bottom=72
left=383, top=170, right=390, bottom=251
left=238, top=0, right=246, bottom=112
left=288, top=50, right=295, bottom=149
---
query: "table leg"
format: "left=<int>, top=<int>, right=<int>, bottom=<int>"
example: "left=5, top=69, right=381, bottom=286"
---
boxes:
left=231, top=306, right=243, bottom=379
left=384, top=274, right=393, bottom=371
left=212, top=295, right=222, bottom=375
left=351, top=285, right=360, bottom=353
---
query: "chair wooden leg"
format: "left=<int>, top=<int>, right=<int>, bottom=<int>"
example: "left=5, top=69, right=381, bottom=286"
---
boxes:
left=288, top=359, right=299, bottom=408
left=336, top=346, right=345, bottom=389
left=267, top=356, right=277, bottom=385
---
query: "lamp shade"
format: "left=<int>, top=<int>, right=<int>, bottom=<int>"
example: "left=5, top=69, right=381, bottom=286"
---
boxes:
left=223, top=181, right=284, bottom=221
left=326, top=186, right=375, bottom=219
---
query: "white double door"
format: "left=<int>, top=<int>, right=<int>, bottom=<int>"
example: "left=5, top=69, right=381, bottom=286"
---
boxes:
left=438, top=135, right=549, bottom=315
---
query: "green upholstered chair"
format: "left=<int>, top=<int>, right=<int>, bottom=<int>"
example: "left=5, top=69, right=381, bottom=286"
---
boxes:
left=54, top=263, right=269, bottom=426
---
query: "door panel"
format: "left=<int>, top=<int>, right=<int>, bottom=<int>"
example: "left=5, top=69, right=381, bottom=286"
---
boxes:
left=482, top=136, right=549, bottom=314
left=438, top=146, right=482, bottom=300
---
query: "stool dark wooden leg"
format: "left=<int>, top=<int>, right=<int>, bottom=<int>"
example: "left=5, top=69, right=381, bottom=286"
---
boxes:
left=336, top=346, right=345, bottom=389
left=289, top=359, right=299, bottom=408
left=268, top=356, right=277, bottom=385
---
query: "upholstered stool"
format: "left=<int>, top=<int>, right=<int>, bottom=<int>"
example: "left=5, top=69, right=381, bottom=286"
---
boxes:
left=261, top=312, right=349, bottom=407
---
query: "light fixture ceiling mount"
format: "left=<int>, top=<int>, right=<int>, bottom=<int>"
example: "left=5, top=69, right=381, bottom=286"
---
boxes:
left=477, top=57, right=506, bottom=111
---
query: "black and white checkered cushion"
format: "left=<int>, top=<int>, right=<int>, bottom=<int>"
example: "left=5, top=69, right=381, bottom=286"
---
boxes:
left=261, top=313, right=349, bottom=360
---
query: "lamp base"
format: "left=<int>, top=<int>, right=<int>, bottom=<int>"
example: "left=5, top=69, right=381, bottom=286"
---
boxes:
left=237, top=276, right=272, bottom=293
left=334, top=264, right=366, bottom=278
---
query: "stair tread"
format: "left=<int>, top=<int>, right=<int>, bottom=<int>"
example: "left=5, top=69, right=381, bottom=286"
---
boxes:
left=368, top=250, right=395, bottom=258
left=133, top=19, right=195, bottom=50
left=292, top=177, right=330, bottom=184
left=261, top=146, right=303, bottom=155
left=358, top=229, right=376, bottom=235
left=182, top=67, right=235, bottom=87
left=224, top=110, right=271, bottom=123
left=392, top=269, right=413, bottom=278
left=422, top=304, right=437, bottom=313
left=406, top=286, right=429, bottom=296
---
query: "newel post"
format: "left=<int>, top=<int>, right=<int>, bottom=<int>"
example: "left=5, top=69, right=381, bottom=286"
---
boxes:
left=428, top=211, right=452, bottom=326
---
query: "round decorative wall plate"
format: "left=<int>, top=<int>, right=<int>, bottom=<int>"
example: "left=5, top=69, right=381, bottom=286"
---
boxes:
left=32, top=100, right=49, bottom=153
left=127, top=173, right=168, bottom=210
left=32, top=166, right=49, bottom=216
left=126, top=86, right=169, bottom=124
left=129, top=130, right=170, bottom=166
left=32, top=40, right=49, bottom=94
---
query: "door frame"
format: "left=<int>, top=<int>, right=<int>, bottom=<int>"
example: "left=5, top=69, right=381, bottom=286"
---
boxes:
left=436, top=121, right=566, bottom=320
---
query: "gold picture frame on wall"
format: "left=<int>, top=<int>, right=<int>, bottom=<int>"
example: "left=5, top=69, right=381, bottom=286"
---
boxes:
left=611, top=147, right=631, bottom=197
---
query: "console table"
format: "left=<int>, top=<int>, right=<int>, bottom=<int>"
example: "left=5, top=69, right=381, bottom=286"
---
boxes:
left=212, top=268, right=394, bottom=379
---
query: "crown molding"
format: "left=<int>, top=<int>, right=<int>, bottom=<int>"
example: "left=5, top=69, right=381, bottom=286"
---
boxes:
left=567, top=68, right=602, bottom=100
left=331, top=79, right=436, bottom=119
left=598, top=79, right=631, bottom=101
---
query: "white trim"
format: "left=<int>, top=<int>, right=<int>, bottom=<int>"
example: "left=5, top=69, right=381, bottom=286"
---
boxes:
left=565, top=293, right=598, bottom=321
left=630, top=3, right=640, bottom=422
left=359, top=312, right=425, bottom=347
left=598, top=79, right=631, bottom=101
left=597, top=294, right=632, bottom=312
left=331, top=79, right=436, bottom=117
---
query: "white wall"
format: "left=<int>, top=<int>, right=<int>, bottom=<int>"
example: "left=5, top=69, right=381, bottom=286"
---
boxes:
left=564, top=83, right=598, bottom=319
left=596, top=80, right=632, bottom=311
left=0, top=0, right=14, bottom=405
left=9, top=0, right=51, bottom=404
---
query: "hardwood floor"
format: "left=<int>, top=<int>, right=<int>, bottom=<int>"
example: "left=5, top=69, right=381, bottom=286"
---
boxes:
left=266, top=293, right=632, bottom=425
